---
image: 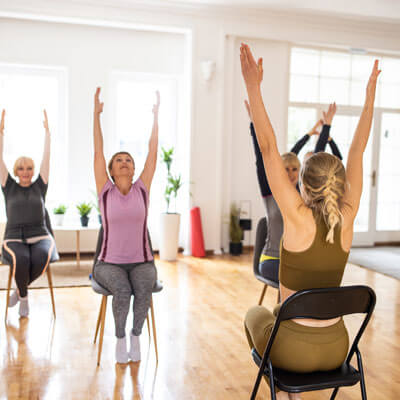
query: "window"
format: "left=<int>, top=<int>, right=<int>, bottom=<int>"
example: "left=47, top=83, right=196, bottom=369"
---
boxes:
left=0, top=64, right=68, bottom=219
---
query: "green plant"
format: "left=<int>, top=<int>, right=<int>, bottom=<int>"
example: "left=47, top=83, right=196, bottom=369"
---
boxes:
left=76, top=202, right=93, bottom=217
left=53, top=204, right=67, bottom=215
left=162, top=147, right=182, bottom=213
left=229, top=203, right=243, bottom=243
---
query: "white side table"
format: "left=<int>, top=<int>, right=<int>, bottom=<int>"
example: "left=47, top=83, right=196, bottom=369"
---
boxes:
left=53, top=226, right=100, bottom=268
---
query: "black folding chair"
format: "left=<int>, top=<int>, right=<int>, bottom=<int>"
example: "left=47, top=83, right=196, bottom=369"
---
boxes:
left=250, top=285, right=376, bottom=400
left=253, top=217, right=279, bottom=305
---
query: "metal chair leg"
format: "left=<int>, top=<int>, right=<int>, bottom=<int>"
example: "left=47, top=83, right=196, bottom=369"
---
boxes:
left=146, top=314, right=151, bottom=343
left=150, top=296, right=158, bottom=363
left=258, top=284, right=268, bottom=305
left=357, top=349, right=368, bottom=400
left=5, top=266, right=12, bottom=322
left=94, top=296, right=105, bottom=344
left=330, top=387, right=339, bottom=399
left=46, top=266, right=56, bottom=318
left=97, top=295, right=107, bottom=366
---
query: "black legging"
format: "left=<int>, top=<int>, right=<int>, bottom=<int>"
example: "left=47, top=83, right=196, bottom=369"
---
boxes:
left=2, top=238, right=54, bottom=297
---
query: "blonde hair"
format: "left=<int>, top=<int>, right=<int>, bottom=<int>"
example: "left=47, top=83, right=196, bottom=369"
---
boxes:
left=300, top=152, right=346, bottom=244
left=281, top=152, right=300, bottom=170
left=108, top=151, right=135, bottom=182
left=13, top=156, right=35, bottom=176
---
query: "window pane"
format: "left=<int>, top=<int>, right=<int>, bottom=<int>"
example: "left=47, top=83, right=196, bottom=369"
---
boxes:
left=350, top=81, right=365, bottom=106
left=380, top=83, right=400, bottom=109
left=376, top=113, right=400, bottom=231
left=380, top=57, right=400, bottom=84
left=290, top=48, right=320, bottom=76
left=289, top=75, right=319, bottom=103
left=351, top=55, right=376, bottom=82
left=320, top=78, right=349, bottom=105
left=320, top=51, right=351, bottom=79
left=287, top=107, right=317, bottom=160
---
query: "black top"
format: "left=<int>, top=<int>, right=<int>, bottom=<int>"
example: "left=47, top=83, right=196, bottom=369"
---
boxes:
left=2, top=173, right=49, bottom=240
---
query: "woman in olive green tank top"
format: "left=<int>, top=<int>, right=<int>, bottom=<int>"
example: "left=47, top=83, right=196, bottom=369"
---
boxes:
left=240, top=44, right=380, bottom=400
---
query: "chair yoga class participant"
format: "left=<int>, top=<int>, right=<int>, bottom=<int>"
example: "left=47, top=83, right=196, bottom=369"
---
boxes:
left=241, top=43, right=380, bottom=400
left=0, top=109, right=58, bottom=317
left=247, top=100, right=341, bottom=287
left=92, top=87, right=159, bottom=364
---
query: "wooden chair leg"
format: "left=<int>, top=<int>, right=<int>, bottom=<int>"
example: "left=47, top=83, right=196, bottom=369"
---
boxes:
left=146, top=314, right=151, bottom=343
left=258, top=284, right=268, bottom=305
left=97, top=295, right=107, bottom=366
left=94, top=296, right=105, bottom=344
left=5, top=266, right=12, bottom=322
left=46, top=266, right=56, bottom=318
left=149, top=296, right=158, bottom=363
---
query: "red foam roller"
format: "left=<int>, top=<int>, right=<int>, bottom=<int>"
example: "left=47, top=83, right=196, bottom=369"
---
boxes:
left=190, top=206, right=206, bottom=257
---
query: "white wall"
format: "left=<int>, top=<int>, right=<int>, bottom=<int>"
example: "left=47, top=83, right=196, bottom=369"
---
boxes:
left=1, top=1, right=400, bottom=252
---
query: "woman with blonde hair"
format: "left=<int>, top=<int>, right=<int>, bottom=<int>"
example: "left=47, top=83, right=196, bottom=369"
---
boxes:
left=0, top=109, right=58, bottom=317
left=92, top=87, right=159, bottom=364
left=240, top=43, right=380, bottom=400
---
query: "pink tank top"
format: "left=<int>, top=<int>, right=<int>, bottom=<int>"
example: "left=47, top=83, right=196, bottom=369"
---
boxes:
left=98, top=178, right=153, bottom=264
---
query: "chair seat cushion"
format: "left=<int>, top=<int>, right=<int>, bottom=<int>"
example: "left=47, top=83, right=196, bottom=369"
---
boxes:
left=252, top=349, right=360, bottom=392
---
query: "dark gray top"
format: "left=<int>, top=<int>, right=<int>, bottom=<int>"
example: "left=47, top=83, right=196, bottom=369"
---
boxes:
left=1, top=173, right=49, bottom=240
left=262, top=195, right=283, bottom=259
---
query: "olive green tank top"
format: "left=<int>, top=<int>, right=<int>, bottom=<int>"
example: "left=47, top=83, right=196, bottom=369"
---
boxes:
left=279, top=213, right=349, bottom=291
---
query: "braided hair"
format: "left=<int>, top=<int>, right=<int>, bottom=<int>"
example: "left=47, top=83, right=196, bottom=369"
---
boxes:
left=300, top=153, right=346, bottom=244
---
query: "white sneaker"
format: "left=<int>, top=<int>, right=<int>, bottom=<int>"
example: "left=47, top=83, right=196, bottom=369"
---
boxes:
left=128, top=332, right=141, bottom=362
left=115, top=336, right=129, bottom=364
left=8, top=290, right=19, bottom=307
left=19, top=296, right=29, bottom=317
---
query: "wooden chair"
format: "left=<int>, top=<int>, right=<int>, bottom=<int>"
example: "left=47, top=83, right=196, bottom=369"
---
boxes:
left=91, top=226, right=163, bottom=366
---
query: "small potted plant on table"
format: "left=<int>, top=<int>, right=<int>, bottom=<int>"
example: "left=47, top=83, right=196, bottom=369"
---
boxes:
left=53, top=204, right=67, bottom=226
left=77, top=202, right=93, bottom=227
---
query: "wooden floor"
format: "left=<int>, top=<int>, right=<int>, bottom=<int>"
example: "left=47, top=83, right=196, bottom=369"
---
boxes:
left=1, top=252, right=399, bottom=400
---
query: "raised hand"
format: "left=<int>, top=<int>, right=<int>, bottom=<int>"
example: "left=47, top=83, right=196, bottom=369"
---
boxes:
left=43, top=109, right=50, bottom=132
left=244, top=100, right=252, bottom=121
left=322, top=103, right=337, bottom=126
left=0, top=109, right=5, bottom=135
left=366, top=60, right=381, bottom=99
left=309, top=119, right=323, bottom=135
left=94, top=87, right=104, bottom=114
left=152, top=90, right=160, bottom=116
left=240, top=43, right=263, bottom=89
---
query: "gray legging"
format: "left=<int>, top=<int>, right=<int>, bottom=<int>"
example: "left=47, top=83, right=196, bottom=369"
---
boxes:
left=93, top=260, right=156, bottom=338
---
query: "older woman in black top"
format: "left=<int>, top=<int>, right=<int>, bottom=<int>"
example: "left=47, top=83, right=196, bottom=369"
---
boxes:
left=0, top=109, right=58, bottom=317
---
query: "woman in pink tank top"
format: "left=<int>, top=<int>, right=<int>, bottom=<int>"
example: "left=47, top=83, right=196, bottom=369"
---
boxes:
left=92, top=87, right=160, bottom=364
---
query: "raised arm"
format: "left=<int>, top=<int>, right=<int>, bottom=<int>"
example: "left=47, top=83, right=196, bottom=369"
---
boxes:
left=140, top=91, right=160, bottom=192
left=93, top=87, right=108, bottom=194
left=290, top=119, right=321, bottom=155
left=328, top=138, right=343, bottom=160
left=342, top=60, right=380, bottom=217
left=245, top=100, right=272, bottom=197
left=314, top=103, right=336, bottom=153
left=0, top=110, right=9, bottom=186
left=240, top=44, right=303, bottom=221
left=39, top=110, right=51, bottom=184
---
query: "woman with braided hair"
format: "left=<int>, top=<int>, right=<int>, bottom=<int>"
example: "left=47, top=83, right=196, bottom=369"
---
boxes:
left=240, top=42, right=380, bottom=400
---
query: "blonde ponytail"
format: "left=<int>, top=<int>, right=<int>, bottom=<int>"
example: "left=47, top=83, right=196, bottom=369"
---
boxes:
left=300, top=153, right=346, bottom=244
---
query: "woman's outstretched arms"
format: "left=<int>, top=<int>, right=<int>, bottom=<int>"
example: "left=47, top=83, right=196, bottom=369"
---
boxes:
left=93, top=87, right=108, bottom=195
left=140, top=91, right=160, bottom=192
left=0, top=110, right=9, bottom=186
left=39, top=110, right=51, bottom=184
left=240, top=44, right=303, bottom=221
left=342, top=60, right=381, bottom=217
left=291, top=119, right=321, bottom=155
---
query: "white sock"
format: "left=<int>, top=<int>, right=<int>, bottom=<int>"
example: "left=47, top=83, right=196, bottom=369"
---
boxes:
left=8, top=290, right=19, bottom=307
left=19, top=296, right=29, bottom=317
left=128, top=331, right=141, bottom=362
left=115, top=336, right=129, bottom=364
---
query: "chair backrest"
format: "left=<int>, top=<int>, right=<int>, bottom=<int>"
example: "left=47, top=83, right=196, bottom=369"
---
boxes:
left=92, top=225, right=155, bottom=273
left=253, top=217, right=267, bottom=276
left=264, top=285, right=376, bottom=364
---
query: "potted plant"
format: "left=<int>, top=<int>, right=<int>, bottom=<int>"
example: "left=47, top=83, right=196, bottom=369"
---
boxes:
left=53, top=204, right=67, bottom=226
left=159, top=147, right=182, bottom=261
left=76, top=202, right=93, bottom=227
left=229, top=203, right=243, bottom=255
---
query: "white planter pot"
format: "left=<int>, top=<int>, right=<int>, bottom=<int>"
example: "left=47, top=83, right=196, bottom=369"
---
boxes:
left=54, top=214, right=65, bottom=226
left=159, top=213, right=181, bottom=261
